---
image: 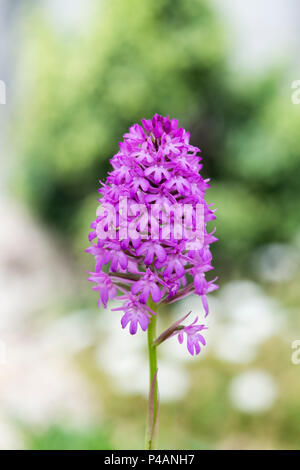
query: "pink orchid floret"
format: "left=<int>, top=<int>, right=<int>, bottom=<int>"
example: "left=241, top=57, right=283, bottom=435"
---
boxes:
left=112, top=294, right=155, bottom=335
left=131, top=269, right=163, bottom=304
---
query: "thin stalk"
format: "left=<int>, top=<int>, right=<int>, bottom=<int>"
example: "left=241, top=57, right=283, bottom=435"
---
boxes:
left=146, top=299, right=159, bottom=450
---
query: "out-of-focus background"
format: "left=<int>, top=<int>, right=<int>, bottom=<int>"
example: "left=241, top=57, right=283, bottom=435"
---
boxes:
left=0, top=0, right=300, bottom=450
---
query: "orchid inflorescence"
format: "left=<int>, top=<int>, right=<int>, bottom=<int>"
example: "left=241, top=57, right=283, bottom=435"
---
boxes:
left=87, top=114, right=218, bottom=356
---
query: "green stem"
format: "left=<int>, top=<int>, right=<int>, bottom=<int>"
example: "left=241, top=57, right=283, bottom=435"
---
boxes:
left=146, top=300, right=158, bottom=450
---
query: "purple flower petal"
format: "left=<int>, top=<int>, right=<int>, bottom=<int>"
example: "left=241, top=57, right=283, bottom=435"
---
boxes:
left=87, top=114, right=218, bottom=347
left=176, top=316, right=207, bottom=356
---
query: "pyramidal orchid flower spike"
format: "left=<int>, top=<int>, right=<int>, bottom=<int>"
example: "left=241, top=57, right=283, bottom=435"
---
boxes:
left=86, top=114, right=218, bottom=449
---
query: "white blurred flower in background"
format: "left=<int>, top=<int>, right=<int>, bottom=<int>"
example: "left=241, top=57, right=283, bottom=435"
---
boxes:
left=229, top=369, right=278, bottom=413
left=0, top=199, right=97, bottom=447
left=1, top=315, right=97, bottom=429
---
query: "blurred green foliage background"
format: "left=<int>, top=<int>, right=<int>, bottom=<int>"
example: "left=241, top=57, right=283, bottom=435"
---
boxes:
left=3, top=0, right=300, bottom=450
left=15, top=0, right=300, bottom=271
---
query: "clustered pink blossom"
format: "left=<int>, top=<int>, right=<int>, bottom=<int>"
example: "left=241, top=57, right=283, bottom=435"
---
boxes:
left=87, top=114, right=218, bottom=355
